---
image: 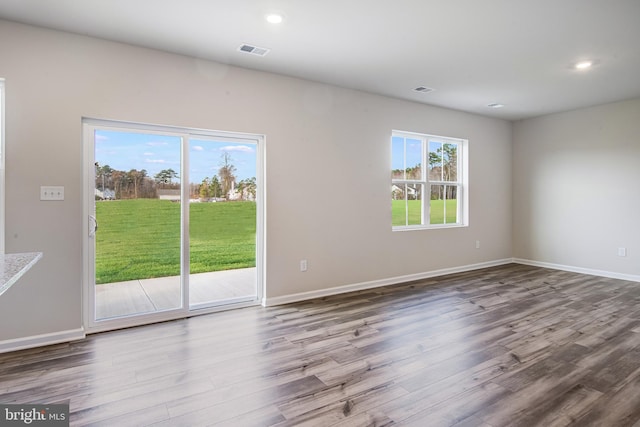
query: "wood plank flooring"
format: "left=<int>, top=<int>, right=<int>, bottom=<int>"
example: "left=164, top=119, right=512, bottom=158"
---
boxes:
left=2, top=263, right=640, bottom=426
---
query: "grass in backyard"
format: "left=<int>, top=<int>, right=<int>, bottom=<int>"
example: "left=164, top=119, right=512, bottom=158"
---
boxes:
left=392, top=199, right=458, bottom=226
left=95, top=199, right=255, bottom=284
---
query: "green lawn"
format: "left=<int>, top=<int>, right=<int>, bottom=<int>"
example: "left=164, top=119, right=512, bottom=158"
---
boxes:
left=97, top=198, right=455, bottom=283
left=96, top=199, right=255, bottom=284
left=392, top=199, right=458, bottom=226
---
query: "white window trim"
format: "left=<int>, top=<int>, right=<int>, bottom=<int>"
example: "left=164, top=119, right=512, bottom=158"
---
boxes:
left=0, top=79, right=4, bottom=253
left=392, top=130, right=469, bottom=231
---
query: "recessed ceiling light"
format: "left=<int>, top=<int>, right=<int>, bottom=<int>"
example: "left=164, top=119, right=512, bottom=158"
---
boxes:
left=575, top=60, right=593, bottom=70
left=487, top=103, right=505, bottom=108
left=265, top=13, right=283, bottom=24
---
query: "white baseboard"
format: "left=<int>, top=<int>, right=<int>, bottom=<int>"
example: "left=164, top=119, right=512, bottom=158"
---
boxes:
left=3, top=259, right=633, bottom=353
left=262, top=258, right=513, bottom=307
left=0, top=328, right=86, bottom=354
left=512, top=258, right=640, bottom=283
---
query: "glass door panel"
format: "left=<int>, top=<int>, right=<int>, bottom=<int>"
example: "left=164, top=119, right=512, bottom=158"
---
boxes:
left=188, top=138, right=258, bottom=309
left=93, top=130, right=182, bottom=320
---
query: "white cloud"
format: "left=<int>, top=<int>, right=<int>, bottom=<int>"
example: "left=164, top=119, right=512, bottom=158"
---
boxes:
left=220, top=145, right=254, bottom=153
left=192, top=145, right=204, bottom=151
left=143, top=152, right=154, bottom=156
left=145, top=159, right=167, bottom=164
left=146, top=141, right=169, bottom=147
left=95, top=134, right=109, bottom=142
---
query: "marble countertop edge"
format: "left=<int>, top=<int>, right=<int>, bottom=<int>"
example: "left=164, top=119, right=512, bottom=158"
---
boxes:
left=0, top=252, right=43, bottom=297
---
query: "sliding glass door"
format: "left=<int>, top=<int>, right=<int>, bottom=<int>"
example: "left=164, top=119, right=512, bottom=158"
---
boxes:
left=83, top=120, right=263, bottom=331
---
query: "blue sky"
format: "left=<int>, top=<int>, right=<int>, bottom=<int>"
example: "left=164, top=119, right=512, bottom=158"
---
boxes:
left=392, top=136, right=446, bottom=172
left=95, top=130, right=257, bottom=183
left=391, top=136, right=422, bottom=171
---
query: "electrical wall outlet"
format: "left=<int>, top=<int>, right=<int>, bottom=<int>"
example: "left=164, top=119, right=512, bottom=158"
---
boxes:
left=618, top=247, right=627, bottom=257
left=475, top=240, right=480, bottom=249
left=40, top=186, right=64, bottom=201
left=300, top=259, right=308, bottom=272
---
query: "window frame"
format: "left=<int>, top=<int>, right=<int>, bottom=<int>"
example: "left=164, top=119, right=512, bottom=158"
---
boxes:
left=0, top=79, right=4, bottom=253
left=391, top=130, right=468, bottom=231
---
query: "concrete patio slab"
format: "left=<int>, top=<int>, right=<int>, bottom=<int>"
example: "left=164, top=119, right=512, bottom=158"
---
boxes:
left=95, top=267, right=257, bottom=320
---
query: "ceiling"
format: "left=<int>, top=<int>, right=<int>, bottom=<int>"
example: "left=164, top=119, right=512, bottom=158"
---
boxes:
left=1, top=0, right=639, bottom=121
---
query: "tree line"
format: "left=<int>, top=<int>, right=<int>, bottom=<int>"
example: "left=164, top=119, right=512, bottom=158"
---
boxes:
left=392, top=143, right=458, bottom=200
left=95, top=153, right=256, bottom=201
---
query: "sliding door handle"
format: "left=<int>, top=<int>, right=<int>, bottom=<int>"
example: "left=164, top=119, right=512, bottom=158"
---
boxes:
left=89, top=215, right=98, bottom=237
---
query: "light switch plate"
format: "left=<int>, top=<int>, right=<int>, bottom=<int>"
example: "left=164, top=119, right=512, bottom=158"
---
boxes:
left=40, top=186, right=64, bottom=201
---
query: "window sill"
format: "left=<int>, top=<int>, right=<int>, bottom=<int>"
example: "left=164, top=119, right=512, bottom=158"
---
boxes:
left=392, top=224, right=468, bottom=232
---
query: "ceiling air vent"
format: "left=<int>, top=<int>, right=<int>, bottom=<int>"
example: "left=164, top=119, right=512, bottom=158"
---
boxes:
left=413, top=86, right=434, bottom=94
left=238, top=44, right=270, bottom=57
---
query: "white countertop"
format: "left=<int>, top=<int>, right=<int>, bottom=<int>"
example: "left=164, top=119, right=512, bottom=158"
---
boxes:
left=0, top=252, right=43, bottom=297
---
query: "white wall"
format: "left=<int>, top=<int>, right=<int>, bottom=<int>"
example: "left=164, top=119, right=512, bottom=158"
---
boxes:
left=0, top=20, right=512, bottom=344
left=513, top=98, right=640, bottom=278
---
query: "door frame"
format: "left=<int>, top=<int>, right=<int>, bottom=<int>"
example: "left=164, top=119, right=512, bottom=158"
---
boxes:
left=82, top=118, right=265, bottom=333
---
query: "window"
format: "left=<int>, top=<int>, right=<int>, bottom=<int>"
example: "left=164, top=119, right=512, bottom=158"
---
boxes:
left=391, top=130, right=467, bottom=229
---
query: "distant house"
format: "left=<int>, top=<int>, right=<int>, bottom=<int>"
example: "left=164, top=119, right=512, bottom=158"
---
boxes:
left=157, top=189, right=181, bottom=201
left=95, top=188, right=115, bottom=200
left=391, top=184, right=417, bottom=200
left=227, top=183, right=256, bottom=201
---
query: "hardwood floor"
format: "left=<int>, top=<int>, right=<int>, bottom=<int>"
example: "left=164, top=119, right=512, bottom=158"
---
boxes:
left=2, top=263, right=640, bottom=426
